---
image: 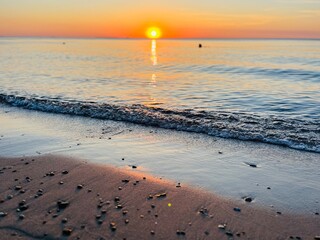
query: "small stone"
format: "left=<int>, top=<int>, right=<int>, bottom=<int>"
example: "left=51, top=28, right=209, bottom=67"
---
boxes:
left=155, top=193, right=166, bottom=198
left=42, top=221, right=47, bottom=224
left=101, top=209, right=107, bottom=214
left=116, top=204, right=123, bottom=209
left=176, top=183, right=181, bottom=188
left=147, top=195, right=153, bottom=200
left=59, top=181, right=64, bottom=185
left=19, top=204, right=29, bottom=211
left=0, top=212, right=7, bottom=217
left=19, top=189, right=25, bottom=194
left=57, top=200, right=70, bottom=209
left=14, top=185, right=22, bottom=190
left=218, top=151, right=223, bottom=154
left=98, top=219, right=103, bottom=225
left=7, top=194, right=13, bottom=200
left=77, top=184, right=83, bottom=189
left=118, top=187, right=122, bottom=190
left=19, top=214, right=25, bottom=220
left=122, top=210, right=128, bottom=215
left=122, top=179, right=130, bottom=183
left=132, top=165, right=137, bottom=169
left=110, top=222, right=116, bottom=231
left=150, top=230, right=155, bottom=235
left=19, top=200, right=26, bottom=206
left=276, top=211, right=282, bottom=215
left=47, top=171, right=55, bottom=176
left=151, top=204, right=156, bottom=209
left=140, top=215, right=144, bottom=218
left=314, top=236, right=320, bottom=240
left=176, top=230, right=186, bottom=236
left=267, top=186, right=271, bottom=190
left=62, top=227, right=73, bottom=236
left=62, top=170, right=69, bottom=174
left=114, top=197, right=120, bottom=202
left=233, top=207, right=241, bottom=212
left=96, top=214, right=102, bottom=219
left=218, top=224, right=226, bottom=230
left=62, top=218, right=68, bottom=223
left=244, top=197, right=253, bottom=202
left=125, top=219, right=129, bottom=224
left=143, top=177, right=146, bottom=180
left=315, top=212, right=319, bottom=215
left=225, top=231, right=233, bottom=237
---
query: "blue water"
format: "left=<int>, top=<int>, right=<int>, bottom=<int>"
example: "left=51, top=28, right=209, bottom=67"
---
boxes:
left=0, top=38, right=319, bottom=152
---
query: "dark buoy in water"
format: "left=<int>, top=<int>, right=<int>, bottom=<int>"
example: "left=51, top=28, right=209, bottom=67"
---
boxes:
left=198, top=43, right=202, bottom=48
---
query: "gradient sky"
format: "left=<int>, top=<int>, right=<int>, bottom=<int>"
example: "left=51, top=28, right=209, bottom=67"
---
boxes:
left=1, top=0, right=319, bottom=38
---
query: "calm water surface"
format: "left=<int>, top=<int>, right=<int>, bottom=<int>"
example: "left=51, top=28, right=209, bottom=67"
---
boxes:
left=0, top=38, right=319, bottom=151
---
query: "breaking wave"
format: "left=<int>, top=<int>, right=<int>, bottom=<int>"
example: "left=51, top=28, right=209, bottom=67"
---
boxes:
left=0, top=93, right=319, bottom=153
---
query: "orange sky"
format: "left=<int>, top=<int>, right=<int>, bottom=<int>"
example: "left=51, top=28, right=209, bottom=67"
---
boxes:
left=1, top=0, right=319, bottom=38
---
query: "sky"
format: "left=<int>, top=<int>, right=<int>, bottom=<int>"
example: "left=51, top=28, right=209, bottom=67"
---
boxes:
left=0, top=0, right=319, bottom=39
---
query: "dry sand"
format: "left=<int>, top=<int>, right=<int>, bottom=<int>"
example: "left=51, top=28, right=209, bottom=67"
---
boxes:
left=0, top=155, right=319, bottom=240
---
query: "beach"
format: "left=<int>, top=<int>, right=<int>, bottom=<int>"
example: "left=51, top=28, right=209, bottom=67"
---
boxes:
left=1, top=155, right=319, bottom=240
left=0, top=38, right=319, bottom=239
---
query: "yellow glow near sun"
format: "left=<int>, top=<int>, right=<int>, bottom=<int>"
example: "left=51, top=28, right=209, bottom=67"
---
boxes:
left=146, top=27, right=162, bottom=39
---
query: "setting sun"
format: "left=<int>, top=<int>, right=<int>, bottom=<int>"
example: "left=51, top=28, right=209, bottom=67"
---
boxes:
left=146, top=27, right=162, bottom=39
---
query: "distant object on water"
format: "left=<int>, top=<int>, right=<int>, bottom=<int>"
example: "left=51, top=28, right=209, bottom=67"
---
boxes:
left=198, top=43, right=202, bottom=48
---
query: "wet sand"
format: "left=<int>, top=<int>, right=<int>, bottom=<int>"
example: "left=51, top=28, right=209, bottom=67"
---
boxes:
left=0, top=155, right=319, bottom=240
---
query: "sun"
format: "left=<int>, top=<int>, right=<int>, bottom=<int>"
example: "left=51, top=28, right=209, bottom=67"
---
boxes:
left=146, top=27, right=162, bottom=39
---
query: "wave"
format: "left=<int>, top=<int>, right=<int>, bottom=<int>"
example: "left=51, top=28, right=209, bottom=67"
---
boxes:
left=0, top=93, right=319, bottom=153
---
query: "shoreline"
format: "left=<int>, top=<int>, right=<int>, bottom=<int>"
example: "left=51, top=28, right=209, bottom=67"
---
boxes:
left=0, top=155, right=319, bottom=239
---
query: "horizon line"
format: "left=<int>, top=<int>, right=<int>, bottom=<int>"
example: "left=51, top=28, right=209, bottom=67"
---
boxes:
left=0, top=36, right=319, bottom=41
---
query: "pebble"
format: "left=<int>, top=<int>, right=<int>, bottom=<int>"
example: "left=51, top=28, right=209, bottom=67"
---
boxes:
left=19, top=214, right=25, bottom=220
left=7, top=194, right=13, bottom=200
left=62, top=227, right=73, bottom=236
left=101, top=209, right=107, bottom=214
left=62, top=218, right=68, bottom=223
left=150, top=230, right=155, bottom=235
left=14, top=185, right=22, bottom=190
left=122, top=179, right=130, bottom=183
left=59, top=181, right=64, bottom=185
left=218, top=224, right=226, bottom=230
left=233, top=207, right=241, bottom=212
left=110, top=222, right=117, bottom=231
left=62, top=170, right=69, bottom=174
left=77, top=184, right=84, bottom=189
left=116, top=204, right=123, bottom=209
left=140, top=215, right=144, bottom=218
left=19, top=204, right=29, bottom=211
left=244, top=197, right=253, bottom=202
left=314, top=236, right=320, bottom=240
left=114, top=197, right=120, bottom=202
left=147, top=195, right=153, bottom=200
left=155, top=193, right=167, bottom=198
left=176, top=230, right=186, bottom=236
left=57, top=200, right=70, bottom=209
left=122, top=210, right=128, bottom=215
left=118, top=187, right=122, bottom=190
left=47, top=171, right=55, bottom=176
left=276, top=211, right=282, bottom=215
left=0, top=212, right=7, bottom=217
left=151, top=204, right=156, bottom=209
left=225, top=231, right=233, bottom=237
left=132, top=165, right=137, bottom=169
left=125, top=219, right=129, bottom=224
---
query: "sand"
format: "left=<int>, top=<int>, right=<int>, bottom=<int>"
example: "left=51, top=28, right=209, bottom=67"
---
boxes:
left=0, top=155, right=319, bottom=240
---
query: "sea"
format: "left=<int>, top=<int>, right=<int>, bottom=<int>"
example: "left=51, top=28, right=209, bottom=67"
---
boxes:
left=0, top=38, right=319, bottom=152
